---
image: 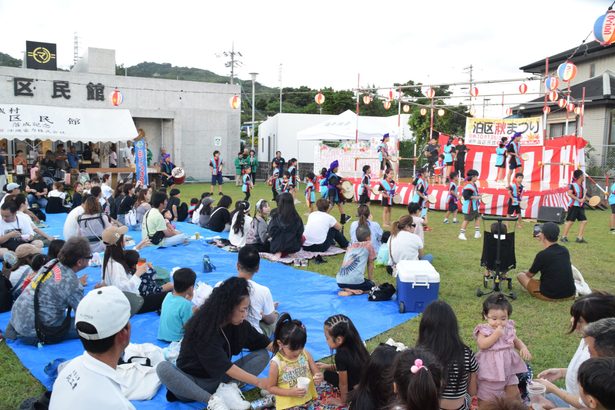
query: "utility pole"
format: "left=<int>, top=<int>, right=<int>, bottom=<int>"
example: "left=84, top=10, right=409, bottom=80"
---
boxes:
left=250, top=73, right=258, bottom=150
left=464, top=64, right=474, bottom=113
left=279, top=63, right=283, bottom=114
left=217, top=42, right=243, bottom=84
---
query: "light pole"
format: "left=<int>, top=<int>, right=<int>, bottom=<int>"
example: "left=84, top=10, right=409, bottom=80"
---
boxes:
left=249, top=72, right=258, bottom=150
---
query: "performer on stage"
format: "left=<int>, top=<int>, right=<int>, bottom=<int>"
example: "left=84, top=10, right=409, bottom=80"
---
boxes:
left=379, top=168, right=396, bottom=228
left=458, top=169, right=482, bottom=241
left=610, top=179, right=615, bottom=234
left=443, top=137, right=456, bottom=178
left=561, top=170, right=588, bottom=244
left=454, top=137, right=469, bottom=178
left=358, top=165, right=371, bottom=205
left=507, top=172, right=524, bottom=228
left=424, top=136, right=440, bottom=184
left=495, top=137, right=508, bottom=184
left=318, top=167, right=328, bottom=199
left=434, top=154, right=445, bottom=185
left=443, top=172, right=459, bottom=224
left=326, top=160, right=351, bottom=224
left=160, top=155, right=176, bottom=188
left=506, top=132, right=523, bottom=185
left=241, top=165, right=253, bottom=201
left=411, top=169, right=430, bottom=225
left=377, top=133, right=392, bottom=178
left=305, top=171, right=317, bottom=213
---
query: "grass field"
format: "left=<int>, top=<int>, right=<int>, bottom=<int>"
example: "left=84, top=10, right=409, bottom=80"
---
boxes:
left=1, top=181, right=614, bottom=408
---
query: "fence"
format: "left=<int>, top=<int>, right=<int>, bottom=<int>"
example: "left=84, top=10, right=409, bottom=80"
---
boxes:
left=585, top=144, right=615, bottom=177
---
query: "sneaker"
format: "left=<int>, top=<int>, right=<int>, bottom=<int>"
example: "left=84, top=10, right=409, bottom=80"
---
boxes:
left=458, top=233, right=467, bottom=241
left=561, top=237, right=569, bottom=243
left=443, top=219, right=449, bottom=224
left=343, top=215, right=352, bottom=224
left=219, top=192, right=223, bottom=195
left=575, top=238, right=588, bottom=244
left=453, top=219, right=458, bottom=224
left=215, top=383, right=250, bottom=410
left=611, top=229, right=615, bottom=235
left=474, top=231, right=481, bottom=239
left=207, top=394, right=230, bottom=410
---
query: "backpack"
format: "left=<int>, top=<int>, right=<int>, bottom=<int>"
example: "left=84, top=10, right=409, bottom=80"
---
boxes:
left=0, top=275, right=13, bottom=313
left=368, top=283, right=396, bottom=302
left=77, top=214, right=107, bottom=243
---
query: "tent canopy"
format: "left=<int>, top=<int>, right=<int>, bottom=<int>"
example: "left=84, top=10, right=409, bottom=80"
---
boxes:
left=0, top=103, right=137, bottom=143
left=296, top=110, right=412, bottom=141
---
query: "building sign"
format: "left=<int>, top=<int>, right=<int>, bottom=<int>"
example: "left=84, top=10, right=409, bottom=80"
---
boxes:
left=26, top=41, right=57, bottom=71
left=214, top=136, right=222, bottom=146
left=465, top=117, right=543, bottom=146
left=134, top=139, right=149, bottom=186
left=11, top=77, right=105, bottom=101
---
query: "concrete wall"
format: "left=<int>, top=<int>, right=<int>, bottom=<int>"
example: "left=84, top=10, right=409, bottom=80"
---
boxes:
left=0, top=65, right=240, bottom=179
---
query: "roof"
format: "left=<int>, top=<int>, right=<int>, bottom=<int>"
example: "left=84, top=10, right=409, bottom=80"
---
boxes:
left=520, top=41, right=615, bottom=74
left=514, top=71, right=615, bottom=115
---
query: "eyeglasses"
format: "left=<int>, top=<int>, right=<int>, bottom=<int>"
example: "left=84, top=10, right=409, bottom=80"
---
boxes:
left=83, top=255, right=94, bottom=260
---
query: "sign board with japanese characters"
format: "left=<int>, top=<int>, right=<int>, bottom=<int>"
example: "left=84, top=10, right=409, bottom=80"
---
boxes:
left=0, top=104, right=137, bottom=143
left=465, top=117, right=543, bottom=147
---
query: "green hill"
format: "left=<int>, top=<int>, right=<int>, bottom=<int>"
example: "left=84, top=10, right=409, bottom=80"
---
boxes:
left=0, top=52, right=22, bottom=68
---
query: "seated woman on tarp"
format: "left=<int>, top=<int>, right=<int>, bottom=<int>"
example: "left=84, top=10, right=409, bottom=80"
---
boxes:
left=77, top=196, right=112, bottom=253
left=267, top=192, right=304, bottom=257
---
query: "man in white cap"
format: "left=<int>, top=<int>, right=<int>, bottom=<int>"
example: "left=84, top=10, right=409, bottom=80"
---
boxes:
left=49, top=286, right=135, bottom=409
left=0, top=182, right=21, bottom=208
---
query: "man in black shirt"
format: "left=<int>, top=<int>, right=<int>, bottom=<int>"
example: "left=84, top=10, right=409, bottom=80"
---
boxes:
left=517, top=222, right=575, bottom=301
left=271, top=151, right=285, bottom=174
left=424, top=137, right=439, bottom=183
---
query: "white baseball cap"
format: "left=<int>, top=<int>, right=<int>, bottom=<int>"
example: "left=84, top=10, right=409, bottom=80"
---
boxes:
left=75, top=286, right=131, bottom=340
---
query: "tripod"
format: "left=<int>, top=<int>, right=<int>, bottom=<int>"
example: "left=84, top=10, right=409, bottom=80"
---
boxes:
left=476, top=215, right=518, bottom=300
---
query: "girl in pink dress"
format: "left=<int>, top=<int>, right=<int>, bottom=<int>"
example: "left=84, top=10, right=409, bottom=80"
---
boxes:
left=474, top=293, right=531, bottom=405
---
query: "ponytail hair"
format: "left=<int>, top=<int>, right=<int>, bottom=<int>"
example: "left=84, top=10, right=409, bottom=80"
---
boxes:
left=272, top=313, right=307, bottom=354
left=391, top=215, right=414, bottom=237
left=393, top=348, right=442, bottom=410
left=357, top=204, right=370, bottom=229
left=412, top=170, right=424, bottom=186
left=324, top=314, right=369, bottom=368
left=232, top=201, right=250, bottom=235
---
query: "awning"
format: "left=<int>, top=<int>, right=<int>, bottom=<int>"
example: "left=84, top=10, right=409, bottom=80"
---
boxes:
left=0, top=103, right=137, bottom=143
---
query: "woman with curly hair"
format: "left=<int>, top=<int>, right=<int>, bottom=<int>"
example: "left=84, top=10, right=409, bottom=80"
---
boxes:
left=156, top=277, right=272, bottom=404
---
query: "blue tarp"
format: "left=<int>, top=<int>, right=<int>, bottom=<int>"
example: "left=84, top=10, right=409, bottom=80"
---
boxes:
left=0, top=214, right=416, bottom=409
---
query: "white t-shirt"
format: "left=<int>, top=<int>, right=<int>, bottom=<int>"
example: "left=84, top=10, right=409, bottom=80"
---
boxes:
left=9, top=265, right=32, bottom=287
left=0, top=212, right=35, bottom=238
left=49, top=352, right=135, bottom=410
left=247, top=279, right=275, bottom=334
left=48, top=190, right=67, bottom=200
left=566, top=339, right=589, bottom=397
left=102, top=259, right=141, bottom=294
left=389, top=230, right=423, bottom=264
left=303, top=211, right=336, bottom=246
left=109, top=151, right=118, bottom=166
left=101, top=183, right=113, bottom=199
left=228, top=213, right=253, bottom=248
left=64, top=206, right=85, bottom=240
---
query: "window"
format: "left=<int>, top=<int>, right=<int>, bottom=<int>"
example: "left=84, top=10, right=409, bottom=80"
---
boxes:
left=590, top=63, right=596, bottom=78
left=549, top=121, right=577, bottom=138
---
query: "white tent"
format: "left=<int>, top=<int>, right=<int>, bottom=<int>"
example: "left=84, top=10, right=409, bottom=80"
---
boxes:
left=296, top=110, right=412, bottom=141
left=0, top=104, right=137, bottom=143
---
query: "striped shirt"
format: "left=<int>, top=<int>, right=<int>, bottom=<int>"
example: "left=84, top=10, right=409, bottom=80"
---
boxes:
left=441, top=346, right=479, bottom=400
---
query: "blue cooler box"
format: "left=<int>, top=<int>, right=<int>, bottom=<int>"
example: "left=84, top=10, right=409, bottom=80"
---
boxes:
left=396, top=260, right=440, bottom=313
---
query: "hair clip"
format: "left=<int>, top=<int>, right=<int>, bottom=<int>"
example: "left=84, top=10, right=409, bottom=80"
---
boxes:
left=411, top=359, right=426, bottom=374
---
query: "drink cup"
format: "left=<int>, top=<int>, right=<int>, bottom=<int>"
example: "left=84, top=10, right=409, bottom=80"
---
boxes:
left=527, top=382, right=546, bottom=409
left=296, top=376, right=310, bottom=391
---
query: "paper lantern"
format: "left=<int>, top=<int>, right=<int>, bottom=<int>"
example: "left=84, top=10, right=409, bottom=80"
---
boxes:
left=543, top=106, right=551, bottom=114
left=383, top=100, right=391, bottom=110
left=574, top=106, right=583, bottom=115
left=425, top=88, right=435, bottom=98
left=518, top=83, right=528, bottom=94
left=362, top=95, right=371, bottom=104
left=594, top=10, right=615, bottom=45
left=420, top=108, right=427, bottom=116
left=389, top=89, right=394, bottom=101
left=567, top=102, right=576, bottom=112
left=403, top=104, right=410, bottom=113
left=229, top=95, right=240, bottom=109
left=557, top=62, right=578, bottom=82
left=505, top=107, right=513, bottom=116
left=558, top=98, right=567, bottom=108
left=437, top=108, right=445, bottom=116
left=548, top=90, right=559, bottom=102
left=315, top=91, right=325, bottom=105
left=110, top=88, right=123, bottom=106
left=545, top=76, right=559, bottom=91
left=470, top=87, right=479, bottom=97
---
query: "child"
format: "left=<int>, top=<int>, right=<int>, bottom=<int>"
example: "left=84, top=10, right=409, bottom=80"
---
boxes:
left=326, top=160, right=351, bottom=224
left=379, top=168, right=396, bottom=228
left=610, top=179, right=615, bottom=234
left=83, top=180, right=92, bottom=195
left=506, top=132, right=523, bottom=185
left=348, top=344, right=398, bottom=410
left=287, top=158, right=298, bottom=192
left=507, top=172, right=524, bottom=228
left=377, top=133, right=391, bottom=179
left=350, top=204, right=383, bottom=252
left=125, top=250, right=173, bottom=296
left=411, top=169, right=430, bottom=224
left=318, top=167, right=328, bottom=199
left=269, top=168, right=280, bottom=201
left=358, top=165, right=371, bottom=205
left=458, top=169, right=482, bottom=241
left=443, top=137, right=456, bottom=177
left=577, top=357, right=615, bottom=410
left=242, top=165, right=253, bottom=201
left=47, top=239, right=65, bottom=260
left=305, top=171, right=316, bottom=212
left=392, top=348, right=443, bottom=410
left=72, top=182, right=84, bottom=209
left=407, top=202, right=425, bottom=243
left=444, top=172, right=459, bottom=224
left=187, top=197, right=199, bottom=221
left=265, top=313, right=323, bottom=410
left=229, top=201, right=252, bottom=248
left=209, top=150, right=224, bottom=195
left=562, top=169, right=588, bottom=243
left=375, top=231, right=391, bottom=266
left=474, top=293, right=531, bottom=404
left=246, top=199, right=271, bottom=252
left=158, top=268, right=197, bottom=342
left=277, top=171, right=292, bottom=196
left=434, top=154, right=445, bottom=184
left=336, top=225, right=376, bottom=296
left=317, top=314, right=370, bottom=406
left=495, top=137, right=508, bottom=184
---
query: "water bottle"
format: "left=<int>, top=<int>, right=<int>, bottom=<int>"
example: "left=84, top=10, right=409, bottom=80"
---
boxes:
left=250, top=395, right=275, bottom=409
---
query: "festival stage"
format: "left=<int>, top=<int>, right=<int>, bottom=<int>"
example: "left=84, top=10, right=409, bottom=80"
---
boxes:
left=349, top=178, right=569, bottom=219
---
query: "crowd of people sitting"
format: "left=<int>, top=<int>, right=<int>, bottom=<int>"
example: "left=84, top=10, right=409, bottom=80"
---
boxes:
left=0, top=154, right=614, bottom=409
